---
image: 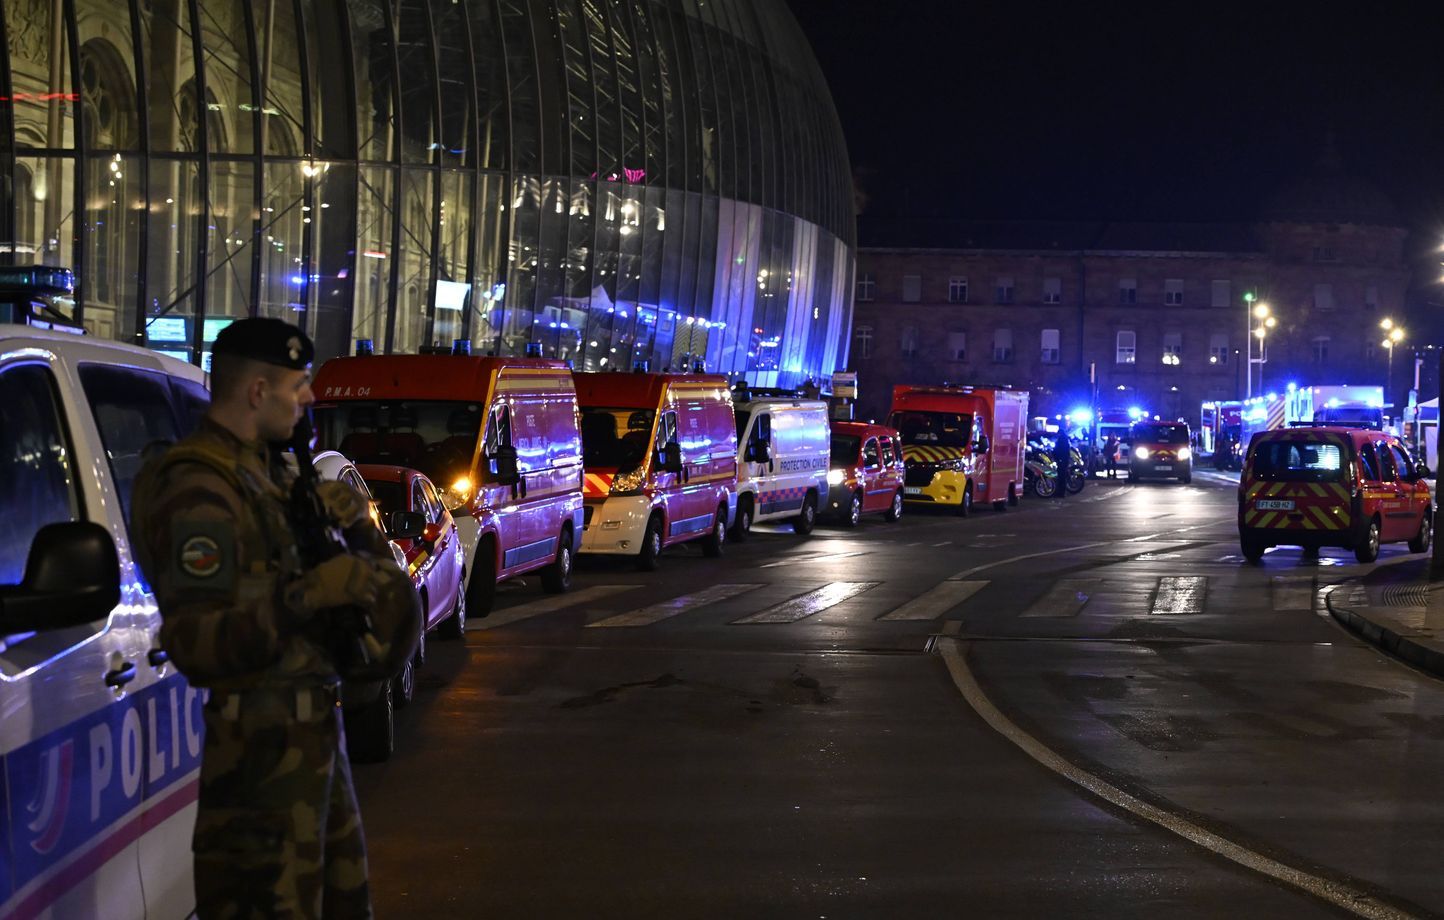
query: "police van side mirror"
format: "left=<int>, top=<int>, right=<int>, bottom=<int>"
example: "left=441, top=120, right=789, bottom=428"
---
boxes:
left=386, top=511, right=427, bottom=541
left=0, top=522, right=120, bottom=633
left=662, top=442, right=684, bottom=473
left=493, top=444, right=520, bottom=484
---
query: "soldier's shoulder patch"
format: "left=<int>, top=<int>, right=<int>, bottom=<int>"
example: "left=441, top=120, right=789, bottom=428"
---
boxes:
left=171, top=521, right=235, bottom=590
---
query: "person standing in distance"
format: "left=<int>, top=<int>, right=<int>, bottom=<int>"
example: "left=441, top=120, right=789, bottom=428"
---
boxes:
left=1103, top=433, right=1120, bottom=479
left=1052, top=429, right=1072, bottom=499
left=131, top=318, right=401, bottom=919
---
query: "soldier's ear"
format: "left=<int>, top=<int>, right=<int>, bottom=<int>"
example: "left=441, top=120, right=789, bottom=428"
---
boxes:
left=247, top=373, right=271, bottom=410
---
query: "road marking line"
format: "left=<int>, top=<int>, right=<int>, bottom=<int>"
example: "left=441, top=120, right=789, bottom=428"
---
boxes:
left=945, top=521, right=1226, bottom=581
left=1019, top=578, right=1100, bottom=618
left=1151, top=576, right=1208, bottom=615
left=938, top=639, right=1416, bottom=920
left=879, top=580, right=988, bottom=621
left=759, top=551, right=866, bottom=568
left=470, top=585, right=639, bottom=630
left=586, top=584, right=764, bottom=628
left=932, top=541, right=953, bottom=547
left=732, top=582, right=878, bottom=624
left=1272, top=576, right=1316, bottom=611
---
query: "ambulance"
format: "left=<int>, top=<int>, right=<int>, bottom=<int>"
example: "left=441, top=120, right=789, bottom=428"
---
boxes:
left=575, top=372, right=738, bottom=569
left=729, top=387, right=831, bottom=538
left=311, top=352, right=585, bottom=617
left=1, top=326, right=210, bottom=918
left=887, top=385, right=1028, bottom=514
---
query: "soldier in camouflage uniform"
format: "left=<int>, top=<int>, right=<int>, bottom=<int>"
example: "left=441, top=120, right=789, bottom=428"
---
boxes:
left=131, top=318, right=406, bottom=919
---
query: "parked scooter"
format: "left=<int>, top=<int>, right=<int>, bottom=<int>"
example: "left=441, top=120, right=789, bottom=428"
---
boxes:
left=1066, top=445, right=1086, bottom=494
left=1025, top=440, right=1060, bottom=498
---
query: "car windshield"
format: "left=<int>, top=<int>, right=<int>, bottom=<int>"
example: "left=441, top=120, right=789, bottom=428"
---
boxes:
left=579, top=406, right=655, bottom=471
left=1132, top=423, right=1186, bottom=443
left=830, top=434, right=860, bottom=466
left=313, top=400, right=483, bottom=489
left=1250, top=440, right=1346, bottom=482
left=365, top=479, right=405, bottom=516
left=888, top=411, right=973, bottom=448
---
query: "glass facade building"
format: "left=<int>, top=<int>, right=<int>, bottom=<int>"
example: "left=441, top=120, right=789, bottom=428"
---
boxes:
left=0, top=0, right=854, bottom=385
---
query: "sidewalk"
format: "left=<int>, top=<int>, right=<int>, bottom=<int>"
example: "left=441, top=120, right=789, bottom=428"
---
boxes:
left=1325, top=557, right=1444, bottom=679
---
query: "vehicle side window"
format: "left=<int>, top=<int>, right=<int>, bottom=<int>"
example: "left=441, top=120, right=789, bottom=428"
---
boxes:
left=892, top=439, right=905, bottom=465
left=483, top=405, right=512, bottom=456
left=78, top=364, right=183, bottom=524
left=342, top=469, right=369, bottom=496
left=862, top=439, right=881, bottom=469
left=1376, top=442, right=1398, bottom=481
left=877, top=436, right=893, bottom=466
left=0, top=364, right=82, bottom=586
left=1389, top=444, right=1413, bottom=480
left=422, top=480, right=446, bottom=520
left=1358, top=443, right=1381, bottom=482
left=658, top=411, right=678, bottom=447
left=169, top=377, right=211, bottom=436
left=412, top=480, right=431, bottom=521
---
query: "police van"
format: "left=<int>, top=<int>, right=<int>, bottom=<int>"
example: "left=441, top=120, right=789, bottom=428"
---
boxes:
left=729, top=389, right=830, bottom=538
left=1, top=325, right=209, bottom=918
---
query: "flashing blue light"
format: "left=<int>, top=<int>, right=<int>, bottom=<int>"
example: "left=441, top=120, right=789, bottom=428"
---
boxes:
left=1286, top=381, right=1297, bottom=392
left=1069, top=408, right=1093, bottom=424
left=290, top=274, right=305, bottom=285
left=1327, top=398, right=1341, bottom=408
left=1127, top=406, right=1144, bottom=420
left=1267, top=392, right=1278, bottom=402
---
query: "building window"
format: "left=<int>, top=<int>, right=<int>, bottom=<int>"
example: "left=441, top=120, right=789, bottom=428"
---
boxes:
left=1211, top=280, right=1231, bottom=308
left=995, top=277, right=1014, bottom=304
left=854, top=325, right=874, bottom=360
left=992, top=328, right=1014, bottom=363
left=1312, top=336, right=1330, bottom=363
left=1116, top=330, right=1136, bottom=364
left=1119, top=279, right=1137, bottom=305
left=1209, top=333, right=1229, bottom=366
left=948, top=331, right=967, bottom=361
left=1314, top=283, right=1334, bottom=311
left=1042, top=277, right=1061, bottom=304
left=1162, top=332, right=1182, bottom=365
left=902, top=274, right=922, bottom=303
left=1040, top=328, right=1060, bottom=364
left=948, top=277, right=969, bottom=303
left=1164, top=279, right=1184, bottom=306
left=900, top=324, right=919, bottom=357
left=1312, top=246, right=1338, bottom=262
left=1365, top=285, right=1379, bottom=310
left=856, top=273, right=875, bottom=302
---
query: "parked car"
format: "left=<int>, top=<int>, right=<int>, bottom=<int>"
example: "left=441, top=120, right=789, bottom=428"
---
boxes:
left=826, top=421, right=906, bottom=525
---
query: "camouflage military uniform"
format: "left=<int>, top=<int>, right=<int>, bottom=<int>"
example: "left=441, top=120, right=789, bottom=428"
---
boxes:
left=132, top=417, right=389, bottom=919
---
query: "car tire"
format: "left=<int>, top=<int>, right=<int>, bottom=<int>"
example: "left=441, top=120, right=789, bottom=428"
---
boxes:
left=793, top=492, right=818, bottom=535
left=730, top=497, right=753, bottom=542
left=413, top=618, right=427, bottom=669
left=636, top=514, right=664, bottom=571
left=1240, top=535, right=1267, bottom=563
left=842, top=492, right=862, bottom=528
left=345, top=680, right=395, bottom=764
left=702, top=506, right=727, bottom=558
left=884, top=490, right=903, bottom=522
left=1409, top=511, right=1433, bottom=554
left=955, top=484, right=972, bottom=516
left=541, top=527, right=574, bottom=593
left=1354, top=518, right=1381, bottom=564
left=393, top=657, right=415, bottom=709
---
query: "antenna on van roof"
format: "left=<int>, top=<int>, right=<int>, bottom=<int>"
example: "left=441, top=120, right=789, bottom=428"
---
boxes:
left=355, top=338, right=374, bottom=356
left=523, top=341, right=543, bottom=358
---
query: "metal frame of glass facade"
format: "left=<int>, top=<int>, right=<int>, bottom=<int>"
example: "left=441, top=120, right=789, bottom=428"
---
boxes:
left=1, top=0, right=854, bottom=387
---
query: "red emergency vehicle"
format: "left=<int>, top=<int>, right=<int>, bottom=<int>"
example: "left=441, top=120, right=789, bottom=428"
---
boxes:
left=826, top=421, right=906, bottom=525
left=887, top=385, right=1028, bottom=514
left=311, top=354, right=585, bottom=618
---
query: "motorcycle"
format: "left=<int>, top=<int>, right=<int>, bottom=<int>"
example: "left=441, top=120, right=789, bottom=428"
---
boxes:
left=1025, top=441, right=1060, bottom=498
left=1067, top=446, right=1086, bottom=494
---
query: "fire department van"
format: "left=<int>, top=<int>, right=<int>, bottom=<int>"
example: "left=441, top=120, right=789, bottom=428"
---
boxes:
left=1, top=326, right=210, bottom=919
left=1238, top=426, right=1434, bottom=563
left=312, top=353, right=584, bottom=617
left=575, top=372, right=737, bottom=569
left=887, top=385, right=1028, bottom=514
left=729, top=389, right=830, bottom=538
left=1129, top=420, right=1193, bottom=482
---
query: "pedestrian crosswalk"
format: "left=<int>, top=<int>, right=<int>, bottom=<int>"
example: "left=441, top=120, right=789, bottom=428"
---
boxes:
left=469, top=573, right=1372, bottom=631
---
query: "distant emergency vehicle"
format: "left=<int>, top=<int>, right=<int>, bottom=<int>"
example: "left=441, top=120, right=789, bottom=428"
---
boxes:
left=1129, top=420, right=1193, bottom=483
left=887, top=385, right=1028, bottom=514
left=575, top=372, right=738, bottom=568
left=730, top=389, right=830, bottom=538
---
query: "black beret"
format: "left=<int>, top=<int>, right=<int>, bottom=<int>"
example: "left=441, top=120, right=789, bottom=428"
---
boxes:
left=211, top=317, right=314, bottom=370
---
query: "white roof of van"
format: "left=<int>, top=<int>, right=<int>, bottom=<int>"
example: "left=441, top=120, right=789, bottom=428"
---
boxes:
left=0, top=324, right=207, bottom=383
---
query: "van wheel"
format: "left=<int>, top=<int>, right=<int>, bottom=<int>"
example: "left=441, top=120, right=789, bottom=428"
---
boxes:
left=636, top=515, right=664, bottom=571
left=842, top=492, right=863, bottom=528
left=1240, top=535, right=1267, bottom=562
left=451, top=543, right=493, bottom=634
left=730, top=497, right=753, bottom=542
left=793, top=492, right=818, bottom=535
left=955, top=484, right=973, bottom=516
left=702, top=506, right=727, bottom=558
left=541, top=527, right=573, bottom=593
left=1409, top=511, right=1433, bottom=554
left=884, top=490, right=903, bottom=522
left=1354, top=518, right=1381, bottom=563
left=345, top=681, right=395, bottom=764
left=1007, top=484, right=1019, bottom=506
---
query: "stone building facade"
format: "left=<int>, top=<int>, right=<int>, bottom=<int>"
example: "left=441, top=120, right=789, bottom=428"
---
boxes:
left=849, top=166, right=1412, bottom=426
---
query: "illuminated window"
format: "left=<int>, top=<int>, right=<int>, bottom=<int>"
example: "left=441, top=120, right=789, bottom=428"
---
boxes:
left=1116, top=330, right=1136, bottom=364
left=1162, top=332, right=1182, bottom=365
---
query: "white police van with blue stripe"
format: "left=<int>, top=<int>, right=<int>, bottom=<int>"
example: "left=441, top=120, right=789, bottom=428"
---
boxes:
left=1, top=324, right=208, bottom=919
left=729, top=388, right=831, bottom=538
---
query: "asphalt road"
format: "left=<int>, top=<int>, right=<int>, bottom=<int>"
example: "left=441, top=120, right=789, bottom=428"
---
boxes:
left=354, top=472, right=1444, bottom=918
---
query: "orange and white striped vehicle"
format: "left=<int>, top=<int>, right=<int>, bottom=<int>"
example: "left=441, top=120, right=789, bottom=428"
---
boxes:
left=1238, top=426, right=1433, bottom=563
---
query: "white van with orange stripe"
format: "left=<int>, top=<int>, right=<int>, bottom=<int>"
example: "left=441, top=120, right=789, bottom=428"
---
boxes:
left=575, top=372, right=738, bottom=569
left=1238, top=426, right=1433, bottom=563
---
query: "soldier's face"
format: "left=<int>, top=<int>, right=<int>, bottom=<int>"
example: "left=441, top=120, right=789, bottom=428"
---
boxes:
left=257, top=368, right=316, bottom=441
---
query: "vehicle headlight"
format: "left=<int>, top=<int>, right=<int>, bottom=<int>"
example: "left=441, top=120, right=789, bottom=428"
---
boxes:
left=827, top=469, right=846, bottom=485
left=1178, top=447, right=1192, bottom=461
left=610, top=467, right=647, bottom=495
left=441, top=475, right=473, bottom=511
left=1134, top=446, right=1149, bottom=460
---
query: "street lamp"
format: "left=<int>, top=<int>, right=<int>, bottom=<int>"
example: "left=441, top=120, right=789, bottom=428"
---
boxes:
left=1245, top=293, right=1272, bottom=399
left=1381, top=318, right=1405, bottom=409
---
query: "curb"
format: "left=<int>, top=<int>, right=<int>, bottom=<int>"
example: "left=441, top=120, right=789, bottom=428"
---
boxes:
left=1325, top=590, right=1444, bottom=680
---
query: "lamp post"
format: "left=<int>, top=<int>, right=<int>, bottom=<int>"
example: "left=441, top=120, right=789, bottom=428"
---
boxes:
left=1380, top=318, right=1405, bottom=413
left=1245, top=293, right=1272, bottom=399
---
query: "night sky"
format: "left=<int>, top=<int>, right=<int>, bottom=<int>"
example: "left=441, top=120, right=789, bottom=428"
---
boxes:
left=786, top=2, right=1444, bottom=277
